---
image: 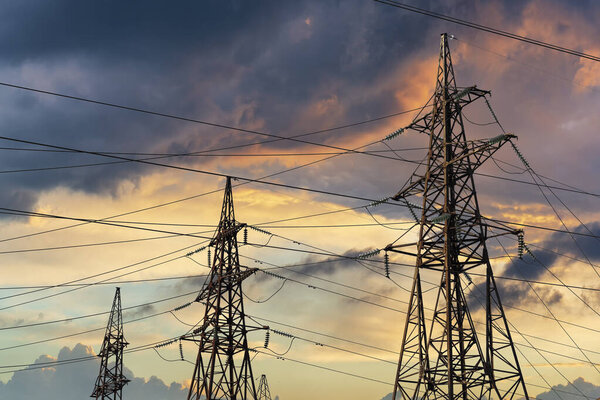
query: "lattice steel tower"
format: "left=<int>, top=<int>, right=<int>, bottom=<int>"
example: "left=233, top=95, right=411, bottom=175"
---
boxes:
left=257, top=374, right=273, bottom=400
left=387, top=34, right=528, bottom=400
left=91, top=287, right=129, bottom=399
left=186, top=176, right=259, bottom=400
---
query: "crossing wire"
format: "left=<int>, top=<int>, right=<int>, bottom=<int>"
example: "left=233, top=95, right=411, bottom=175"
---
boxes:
left=495, top=239, right=600, bottom=377
left=0, top=81, right=427, bottom=163
left=3, top=247, right=599, bottom=358
left=0, top=253, right=597, bottom=372
left=373, top=0, right=600, bottom=62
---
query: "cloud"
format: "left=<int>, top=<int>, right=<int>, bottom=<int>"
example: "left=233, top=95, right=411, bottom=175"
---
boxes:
left=467, top=220, right=600, bottom=310
left=378, top=378, right=600, bottom=400
left=0, top=0, right=446, bottom=217
left=251, top=249, right=372, bottom=283
left=123, top=304, right=156, bottom=319
left=0, top=343, right=187, bottom=400
left=535, top=377, right=600, bottom=400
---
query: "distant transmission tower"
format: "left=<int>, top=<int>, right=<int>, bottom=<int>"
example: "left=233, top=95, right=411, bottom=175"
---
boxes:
left=91, top=287, right=129, bottom=400
left=257, top=375, right=273, bottom=400
left=185, top=176, right=260, bottom=400
left=387, top=34, right=529, bottom=400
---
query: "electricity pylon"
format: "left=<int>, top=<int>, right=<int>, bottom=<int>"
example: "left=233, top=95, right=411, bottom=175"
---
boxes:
left=185, top=176, right=260, bottom=400
left=386, top=34, right=528, bottom=400
left=257, top=375, right=273, bottom=400
left=91, top=287, right=129, bottom=399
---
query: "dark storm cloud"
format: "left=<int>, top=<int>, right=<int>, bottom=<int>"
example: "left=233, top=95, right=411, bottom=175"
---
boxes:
left=0, top=0, right=445, bottom=214
left=0, top=0, right=596, bottom=226
left=469, top=221, right=600, bottom=309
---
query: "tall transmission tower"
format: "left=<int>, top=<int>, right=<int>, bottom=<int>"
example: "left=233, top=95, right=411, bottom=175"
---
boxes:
left=387, top=33, right=528, bottom=400
left=91, top=287, right=129, bottom=400
left=185, top=176, right=260, bottom=400
left=257, top=374, right=273, bottom=400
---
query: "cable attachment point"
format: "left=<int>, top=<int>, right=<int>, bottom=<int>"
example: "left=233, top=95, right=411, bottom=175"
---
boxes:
left=487, top=133, right=516, bottom=145
left=173, top=302, right=192, bottom=312
left=510, top=142, right=531, bottom=170
left=271, top=329, right=294, bottom=338
left=356, top=248, right=381, bottom=260
left=401, top=199, right=420, bottom=223
left=384, top=250, right=390, bottom=278
left=185, top=245, right=207, bottom=257
left=383, top=127, right=405, bottom=141
left=453, top=86, right=475, bottom=101
left=368, top=197, right=390, bottom=207
left=248, top=225, right=272, bottom=236
left=517, top=230, right=525, bottom=259
left=155, top=338, right=178, bottom=348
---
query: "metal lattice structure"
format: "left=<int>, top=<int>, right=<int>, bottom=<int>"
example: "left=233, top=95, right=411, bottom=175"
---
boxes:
left=257, top=374, right=273, bottom=400
left=91, top=287, right=129, bottom=400
left=387, top=34, right=529, bottom=400
left=185, top=176, right=260, bottom=400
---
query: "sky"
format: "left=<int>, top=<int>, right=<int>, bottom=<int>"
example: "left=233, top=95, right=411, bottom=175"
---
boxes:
left=0, top=0, right=599, bottom=399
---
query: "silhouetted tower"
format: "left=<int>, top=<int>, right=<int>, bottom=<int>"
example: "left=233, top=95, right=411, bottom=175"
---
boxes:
left=387, top=34, right=528, bottom=400
left=257, top=375, right=273, bottom=400
left=91, top=287, right=129, bottom=400
left=186, top=177, right=259, bottom=400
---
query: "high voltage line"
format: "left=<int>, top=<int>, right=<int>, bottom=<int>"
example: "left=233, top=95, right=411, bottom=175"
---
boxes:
left=0, top=256, right=592, bottom=400
left=0, top=109, right=422, bottom=246
left=2, top=249, right=599, bottom=340
left=2, top=204, right=600, bottom=253
left=1, top=271, right=597, bottom=372
left=373, top=0, right=600, bottom=62
left=0, top=55, right=597, bottom=398
left=0, top=208, right=597, bottom=320
left=0, top=137, right=596, bottom=199
left=0, top=206, right=596, bottom=354
left=2, top=229, right=598, bottom=360
left=0, top=81, right=429, bottom=160
left=0, top=79, right=596, bottom=202
left=0, top=288, right=595, bottom=400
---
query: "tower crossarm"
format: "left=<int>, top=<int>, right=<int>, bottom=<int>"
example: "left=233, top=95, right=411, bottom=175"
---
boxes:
left=406, top=86, right=489, bottom=135
left=195, top=267, right=258, bottom=302
left=392, top=134, right=515, bottom=200
left=209, top=222, right=247, bottom=247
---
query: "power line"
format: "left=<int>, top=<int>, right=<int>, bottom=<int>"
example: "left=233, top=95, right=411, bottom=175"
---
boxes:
left=0, top=86, right=425, bottom=250
left=0, top=273, right=206, bottom=290
left=0, top=290, right=199, bottom=331
left=2, top=136, right=599, bottom=247
left=0, top=228, right=214, bottom=255
left=0, top=81, right=426, bottom=161
left=0, top=146, right=426, bottom=157
left=1, top=250, right=596, bottom=371
left=495, top=240, right=600, bottom=377
left=456, top=37, right=600, bottom=92
left=0, top=240, right=208, bottom=309
left=373, top=0, right=600, bottom=62
left=0, top=307, right=174, bottom=353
